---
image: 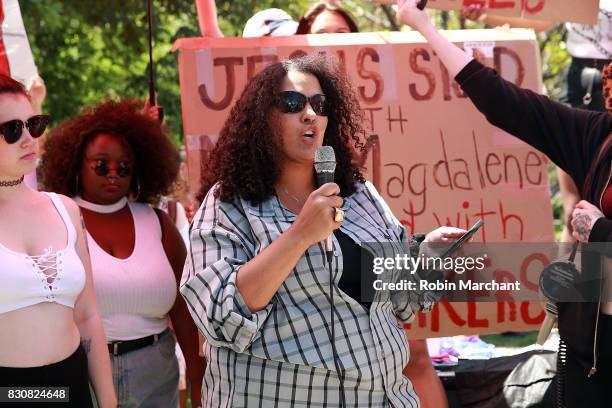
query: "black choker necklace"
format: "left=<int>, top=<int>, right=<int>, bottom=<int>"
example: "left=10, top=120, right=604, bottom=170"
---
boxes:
left=0, top=175, right=24, bottom=187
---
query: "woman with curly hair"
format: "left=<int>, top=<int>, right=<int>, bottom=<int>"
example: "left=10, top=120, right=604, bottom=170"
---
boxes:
left=42, top=99, right=204, bottom=408
left=181, top=54, right=464, bottom=407
left=296, top=1, right=359, bottom=34
left=0, top=74, right=116, bottom=407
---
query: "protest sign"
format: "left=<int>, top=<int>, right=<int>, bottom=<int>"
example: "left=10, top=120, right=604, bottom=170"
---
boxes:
left=174, top=29, right=553, bottom=338
left=376, top=0, right=599, bottom=25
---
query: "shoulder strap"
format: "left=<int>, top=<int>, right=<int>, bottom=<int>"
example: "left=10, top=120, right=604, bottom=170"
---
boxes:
left=45, top=192, right=77, bottom=245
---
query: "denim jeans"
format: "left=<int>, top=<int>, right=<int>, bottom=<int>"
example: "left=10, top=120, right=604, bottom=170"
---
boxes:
left=110, top=327, right=179, bottom=408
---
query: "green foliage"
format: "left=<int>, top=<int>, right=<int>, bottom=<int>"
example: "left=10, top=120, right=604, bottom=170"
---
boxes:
left=19, top=0, right=388, bottom=144
left=481, top=331, right=538, bottom=347
left=20, top=0, right=573, bottom=229
left=20, top=4, right=570, bottom=340
left=215, top=0, right=389, bottom=36
left=215, top=0, right=310, bottom=36
left=539, top=24, right=571, bottom=100
left=21, top=0, right=199, bottom=145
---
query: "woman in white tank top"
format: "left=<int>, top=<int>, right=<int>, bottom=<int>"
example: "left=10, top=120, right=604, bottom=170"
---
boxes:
left=0, top=76, right=116, bottom=406
left=41, top=99, right=205, bottom=408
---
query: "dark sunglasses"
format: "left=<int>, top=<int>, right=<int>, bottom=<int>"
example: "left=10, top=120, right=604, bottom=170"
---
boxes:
left=276, top=91, right=328, bottom=116
left=87, top=159, right=132, bottom=178
left=0, top=115, right=51, bottom=144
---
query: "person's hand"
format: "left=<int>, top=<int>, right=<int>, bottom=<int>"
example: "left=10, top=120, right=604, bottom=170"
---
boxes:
left=571, top=200, right=604, bottom=242
left=419, top=226, right=467, bottom=258
left=142, top=96, right=162, bottom=122
left=461, top=3, right=487, bottom=21
left=184, top=202, right=197, bottom=223
left=423, top=226, right=467, bottom=244
left=419, top=227, right=468, bottom=275
left=396, top=0, right=430, bottom=30
left=290, top=183, right=343, bottom=247
left=27, top=75, right=46, bottom=111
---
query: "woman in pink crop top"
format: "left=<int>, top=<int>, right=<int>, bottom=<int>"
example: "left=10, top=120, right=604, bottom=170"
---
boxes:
left=0, top=75, right=116, bottom=407
left=42, top=99, right=205, bottom=408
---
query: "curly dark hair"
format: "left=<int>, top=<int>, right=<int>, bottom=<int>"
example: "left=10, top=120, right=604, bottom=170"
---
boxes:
left=42, top=99, right=179, bottom=204
left=296, top=2, right=359, bottom=34
left=199, top=54, right=365, bottom=204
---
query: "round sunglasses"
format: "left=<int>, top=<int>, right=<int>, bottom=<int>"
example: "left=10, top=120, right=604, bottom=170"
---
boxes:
left=275, top=91, right=328, bottom=116
left=0, top=115, right=51, bottom=144
left=86, top=158, right=132, bottom=178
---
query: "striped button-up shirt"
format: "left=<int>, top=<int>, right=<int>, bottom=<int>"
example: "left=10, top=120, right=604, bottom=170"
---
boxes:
left=180, top=181, right=434, bottom=407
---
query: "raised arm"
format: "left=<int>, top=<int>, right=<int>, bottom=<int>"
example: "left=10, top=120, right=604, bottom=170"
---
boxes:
left=397, top=0, right=473, bottom=77
left=395, top=0, right=611, bottom=185
left=195, top=0, right=223, bottom=37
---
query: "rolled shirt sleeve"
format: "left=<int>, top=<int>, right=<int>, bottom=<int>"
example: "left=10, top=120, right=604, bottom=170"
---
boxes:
left=180, top=190, right=274, bottom=353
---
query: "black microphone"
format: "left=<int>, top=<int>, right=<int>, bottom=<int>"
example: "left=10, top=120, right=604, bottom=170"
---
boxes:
left=314, top=146, right=336, bottom=257
left=417, top=0, right=428, bottom=10
left=315, top=145, right=345, bottom=407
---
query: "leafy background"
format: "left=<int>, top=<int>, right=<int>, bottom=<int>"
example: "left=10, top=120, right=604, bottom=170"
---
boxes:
left=21, top=0, right=571, bottom=236
left=19, top=3, right=576, bottom=403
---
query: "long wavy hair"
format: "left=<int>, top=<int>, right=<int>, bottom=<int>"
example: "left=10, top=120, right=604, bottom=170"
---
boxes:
left=199, top=54, right=365, bottom=204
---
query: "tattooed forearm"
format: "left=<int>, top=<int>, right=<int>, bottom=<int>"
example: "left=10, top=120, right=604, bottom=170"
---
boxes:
left=573, top=213, right=592, bottom=241
left=81, top=338, right=92, bottom=353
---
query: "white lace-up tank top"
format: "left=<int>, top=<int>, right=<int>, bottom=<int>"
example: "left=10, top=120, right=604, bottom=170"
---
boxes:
left=0, top=193, right=86, bottom=313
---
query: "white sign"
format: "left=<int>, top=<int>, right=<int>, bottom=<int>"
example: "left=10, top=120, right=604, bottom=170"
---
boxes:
left=0, top=0, right=37, bottom=84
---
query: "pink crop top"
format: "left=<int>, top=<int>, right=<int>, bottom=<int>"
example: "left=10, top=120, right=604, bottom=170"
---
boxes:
left=0, top=192, right=86, bottom=313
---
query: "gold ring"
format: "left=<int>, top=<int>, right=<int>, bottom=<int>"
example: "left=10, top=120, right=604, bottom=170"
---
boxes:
left=334, top=208, right=345, bottom=223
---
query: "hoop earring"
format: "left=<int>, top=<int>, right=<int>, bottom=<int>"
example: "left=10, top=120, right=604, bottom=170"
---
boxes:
left=130, top=179, right=141, bottom=201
